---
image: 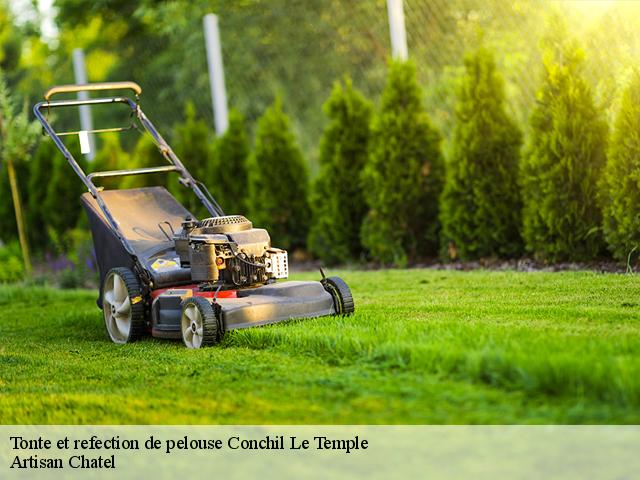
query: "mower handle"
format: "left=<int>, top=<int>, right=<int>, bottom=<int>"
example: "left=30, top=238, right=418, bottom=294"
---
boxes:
left=33, top=83, right=225, bottom=262
left=87, top=165, right=180, bottom=181
left=44, top=81, right=142, bottom=101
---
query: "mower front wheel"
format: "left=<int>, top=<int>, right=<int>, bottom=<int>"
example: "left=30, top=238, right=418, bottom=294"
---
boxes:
left=322, top=276, right=355, bottom=315
left=102, top=267, right=146, bottom=344
left=181, top=297, right=222, bottom=349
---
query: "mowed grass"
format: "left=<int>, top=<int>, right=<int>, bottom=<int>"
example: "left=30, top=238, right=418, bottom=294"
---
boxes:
left=1, top=269, right=639, bottom=424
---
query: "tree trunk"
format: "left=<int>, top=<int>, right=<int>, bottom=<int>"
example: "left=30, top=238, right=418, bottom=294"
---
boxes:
left=6, top=157, right=32, bottom=278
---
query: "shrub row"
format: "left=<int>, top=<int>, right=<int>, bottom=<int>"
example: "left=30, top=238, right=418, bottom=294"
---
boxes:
left=3, top=41, right=640, bottom=267
left=314, top=44, right=640, bottom=265
left=0, top=97, right=309, bottom=253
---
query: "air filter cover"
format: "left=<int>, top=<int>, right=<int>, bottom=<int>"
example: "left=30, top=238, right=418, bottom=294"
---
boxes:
left=196, top=215, right=253, bottom=234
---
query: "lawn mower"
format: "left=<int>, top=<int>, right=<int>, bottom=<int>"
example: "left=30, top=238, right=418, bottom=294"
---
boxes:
left=33, top=81, right=354, bottom=348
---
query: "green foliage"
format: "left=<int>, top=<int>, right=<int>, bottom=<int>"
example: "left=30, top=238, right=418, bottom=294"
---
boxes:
left=439, top=48, right=523, bottom=261
left=0, top=70, right=38, bottom=243
left=42, top=141, right=86, bottom=237
left=121, top=133, right=168, bottom=190
left=27, top=139, right=58, bottom=249
left=600, top=72, right=640, bottom=263
left=90, top=132, right=129, bottom=191
left=0, top=155, right=25, bottom=242
left=23, top=135, right=113, bottom=254
left=57, top=228, right=99, bottom=289
left=0, top=241, right=23, bottom=283
left=208, top=109, right=250, bottom=215
left=11, top=0, right=640, bottom=174
left=0, top=73, right=38, bottom=162
left=248, top=99, right=310, bottom=250
left=0, top=3, right=22, bottom=78
left=361, top=60, right=444, bottom=265
left=169, top=102, right=212, bottom=218
left=520, top=42, right=608, bottom=261
left=52, top=0, right=391, bottom=157
left=308, top=78, right=372, bottom=264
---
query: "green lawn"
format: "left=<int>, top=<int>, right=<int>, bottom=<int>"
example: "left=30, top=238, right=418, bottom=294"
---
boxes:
left=0, top=269, right=639, bottom=424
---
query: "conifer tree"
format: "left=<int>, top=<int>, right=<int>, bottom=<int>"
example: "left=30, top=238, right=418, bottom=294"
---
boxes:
left=308, top=77, right=372, bottom=264
left=520, top=42, right=607, bottom=261
left=361, top=60, right=444, bottom=265
left=439, top=47, right=523, bottom=260
left=170, top=102, right=212, bottom=217
left=0, top=71, right=38, bottom=275
left=0, top=152, right=24, bottom=241
left=43, top=140, right=86, bottom=237
left=121, top=133, right=168, bottom=190
left=601, top=71, right=640, bottom=263
left=208, top=109, right=250, bottom=215
left=89, top=132, right=129, bottom=191
left=27, top=139, right=57, bottom=249
left=248, top=99, right=310, bottom=250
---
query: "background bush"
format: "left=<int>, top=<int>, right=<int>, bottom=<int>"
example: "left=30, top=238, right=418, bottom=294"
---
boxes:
left=248, top=99, right=310, bottom=251
left=208, top=109, right=250, bottom=216
left=520, top=42, right=608, bottom=262
left=170, top=102, right=212, bottom=218
left=0, top=151, right=27, bottom=242
left=308, top=78, right=372, bottom=265
left=0, top=241, right=24, bottom=283
left=361, top=60, right=444, bottom=265
left=56, top=228, right=98, bottom=289
left=121, top=133, right=168, bottom=190
left=0, top=69, right=36, bottom=245
left=42, top=140, right=86, bottom=239
left=601, top=72, right=640, bottom=263
left=90, top=132, right=128, bottom=191
left=27, top=139, right=58, bottom=250
left=4, top=2, right=640, bottom=272
left=439, top=47, right=523, bottom=261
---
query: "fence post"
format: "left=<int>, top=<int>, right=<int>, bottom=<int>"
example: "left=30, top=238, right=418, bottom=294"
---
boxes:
left=203, top=13, right=229, bottom=135
left=72, top=48, right=96, bottom=160
left=387, top=0, right=408, bottom=60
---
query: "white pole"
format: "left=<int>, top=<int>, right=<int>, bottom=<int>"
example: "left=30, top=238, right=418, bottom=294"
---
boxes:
left=72, top=48, right=95, bottom=160
left=387, top=0, right=408, bottom=60
left=203, top=13, right=229, bottom=135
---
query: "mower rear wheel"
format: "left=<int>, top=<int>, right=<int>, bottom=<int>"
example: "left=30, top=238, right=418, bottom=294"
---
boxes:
left=102, top=267, right=146, bottom=344
left=322, top=276, right=355, bottom=315
left=181, top=297, right=222, bottom=349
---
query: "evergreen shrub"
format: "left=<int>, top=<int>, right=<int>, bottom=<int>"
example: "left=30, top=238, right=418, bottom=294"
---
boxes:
left=361, top=60, right=444, bottom=265
left=42, top=140, right=86, bottom=239
left=208, top=109, right=250, bottom=215
left=600, top=72, right=640, bottom=263
left=170, top=102, right=212, bottom=218
left=439, top=47, right=523, bottom=260
left=520, top=44, right=608, bottom=261
left=248, top=99, right=310, bottom=251
left=308, top=78, right=372, bottom=264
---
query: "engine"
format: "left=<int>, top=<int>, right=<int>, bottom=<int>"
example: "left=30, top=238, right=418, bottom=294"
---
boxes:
left=173, top=215, right=288, bottom=289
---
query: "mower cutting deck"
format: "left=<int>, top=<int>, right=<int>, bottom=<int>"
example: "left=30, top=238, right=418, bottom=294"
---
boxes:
left=34, top=81, right=354, bottom=348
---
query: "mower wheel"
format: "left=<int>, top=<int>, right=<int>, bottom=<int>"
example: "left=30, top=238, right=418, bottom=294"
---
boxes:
left=181, top=297, right=222, bottom=348
left=322, top=276, right=355, bottom=315
left=102, top=267, right=146, bottom=344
